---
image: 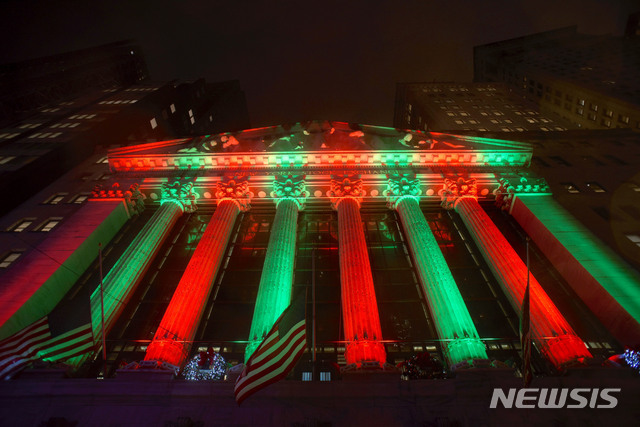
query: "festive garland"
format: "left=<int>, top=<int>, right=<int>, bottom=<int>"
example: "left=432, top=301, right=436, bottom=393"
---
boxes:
left=181, top=348, right=228, bottom=381
left=623, top=349, right=640, bottom=373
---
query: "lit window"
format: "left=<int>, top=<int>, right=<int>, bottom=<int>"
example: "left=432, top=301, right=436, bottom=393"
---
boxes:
left=190, top=116, right=195, bottom=125
left=150, top=118, right=158, bottom=129
left=209, top=115, right=213, bottom=122
left=170, top=104, right=176, bottom=114
left=0, top=251, right=22, bottom=269
left=576, top=108, right=584, bottom=115
left=619, top=114, right=630, bottom=124
left=588, top=113, right=597, bottom=121
left=590, top=104, right=598, bottom=112
left=72, top=194, right=90, bottom=204
left=50, top=132, right=62, bottom=138
left=586, top=182, right=606, bottom=193
left=320, top=372, right=331, bottom=381
left=454, top=119, right=465, bottom=124
left=38, top=218, right=62, bottom=232
left=301, top=372, right=312, bottom=381
left=28, top=133, right=41, bottom=139
left=69, top=123, right=80, bottom=128
left=625, top=234, right=640, bottom=248
left=604, top=109, right=613, bottom=118
left=188, top=109, right=193, bottom=118
left=44, top=193, right=67, bottom=205
left=561, top=183, right=580, bottom=193
left=38, top=132, right=52, bottom=138
left=577, top=99, right=585, bottom=106
left=10, top=218, right=34, bottom=232
left=446, top=112, right=456, bottom=117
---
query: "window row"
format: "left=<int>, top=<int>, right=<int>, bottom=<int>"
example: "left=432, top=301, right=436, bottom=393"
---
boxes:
left=7, top=217, right=62, bottom=233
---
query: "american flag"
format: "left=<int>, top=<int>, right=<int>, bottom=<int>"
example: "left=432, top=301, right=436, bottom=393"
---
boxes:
left=0, top=316, right=93, bottom=380
left=234, top=293, right=307, bottom=405
left=520, top=279, right=532, bottom=387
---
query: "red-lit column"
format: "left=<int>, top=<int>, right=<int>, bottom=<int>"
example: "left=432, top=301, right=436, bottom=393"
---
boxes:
left=245, top=175, right=308, bottom=361
left=385, top=175, right=488, bottom=368
left=145, top=177, right=252, bottom=369
left=441, top=177, right=592, bottom=369
left=330, top=175, right=386, bottom=368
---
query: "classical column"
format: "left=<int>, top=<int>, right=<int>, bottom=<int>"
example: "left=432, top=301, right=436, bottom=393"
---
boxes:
left=244, top=175, right=308, bottom=361
left=441, top=177, right=592, bottom=369
left=385, top=174, right=488, bottom=368
left=145, top=177, right=252, bottom=369
left=68, top=180, right=194, bottom=367
left=330, top=175, right=386, bottom=368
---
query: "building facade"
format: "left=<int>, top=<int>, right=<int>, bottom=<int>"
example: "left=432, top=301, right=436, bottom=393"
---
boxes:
left=2, top=121, right=640, bottom=425
left=474, top=26, right=640, bottom=132
left=394, top=82, right=573, bottom=133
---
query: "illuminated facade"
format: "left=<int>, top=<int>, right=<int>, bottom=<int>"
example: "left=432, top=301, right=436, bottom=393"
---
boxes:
left=2, top=120, right=639, bottom=382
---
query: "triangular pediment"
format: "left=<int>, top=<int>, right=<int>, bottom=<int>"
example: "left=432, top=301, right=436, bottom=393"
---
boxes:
left=108, top=121, right=532, bottom=174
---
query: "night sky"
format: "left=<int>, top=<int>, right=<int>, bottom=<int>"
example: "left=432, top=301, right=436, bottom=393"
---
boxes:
left=1, top=1, right=637, bottom=127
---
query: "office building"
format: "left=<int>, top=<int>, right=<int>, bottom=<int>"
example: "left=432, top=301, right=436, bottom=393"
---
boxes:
left=394, top=82, right=574, bottom=132
left=474, top=25, right=640, bottom=131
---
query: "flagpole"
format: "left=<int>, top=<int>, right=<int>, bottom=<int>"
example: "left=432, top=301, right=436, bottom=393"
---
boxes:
left=312, top=248, right=317, bottom=380
left=99, top=243, right=107, bottom=378
left=523, top=237, right=531, bottom=387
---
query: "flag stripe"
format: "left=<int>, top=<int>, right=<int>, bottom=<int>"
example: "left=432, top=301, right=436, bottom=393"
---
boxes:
left=235, top=324, right=306, bottom=395
left=0, top=316, right=93, bottom=379
left=234, top=294, right=307, bottom=404
left=235, top=333, right=306, bottom=404
left=0, top=321, right=49, bottom=358
left=249, top=320, right=306, bottom=369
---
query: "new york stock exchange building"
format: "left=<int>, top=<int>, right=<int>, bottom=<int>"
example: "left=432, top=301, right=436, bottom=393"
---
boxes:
left=2, top=121, right=640, bottom=425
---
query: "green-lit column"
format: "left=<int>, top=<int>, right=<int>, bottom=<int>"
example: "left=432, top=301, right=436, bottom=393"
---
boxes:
left=385, top=175, right=488, bottom=368
left=245, top=175, right=308, bottom=361
left=70, top=180, right=196, bottom=366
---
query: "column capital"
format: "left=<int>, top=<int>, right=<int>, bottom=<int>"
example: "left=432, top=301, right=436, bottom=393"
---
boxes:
left=161, top=180, right=197, bottom=213
left=92, top=182, right=145, bottom=216
left=384, top=173, right=421, bottom=210
left=214, top=176, right=253, bottom=212
left=270, top=174, right=309, bottom=210
left=440, top=177, right=477, bottom=210
left=328, top=174, right=364, bottom=210
left=494, top=173, right=550, bottom=211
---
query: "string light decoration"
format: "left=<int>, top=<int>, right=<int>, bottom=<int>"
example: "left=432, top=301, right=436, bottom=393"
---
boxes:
left=623, top=348, right=640, bottom=373
left=181, top=349, right=228, bottom=381
left=398, top=352, right=447, bottom=380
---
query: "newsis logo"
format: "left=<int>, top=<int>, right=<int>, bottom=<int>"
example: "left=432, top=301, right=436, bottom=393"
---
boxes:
left=490, top=388, right=621, bottom=409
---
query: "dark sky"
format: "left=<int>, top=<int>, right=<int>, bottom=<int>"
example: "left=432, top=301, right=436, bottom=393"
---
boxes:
left=1, top=0, right=637, bottom=127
